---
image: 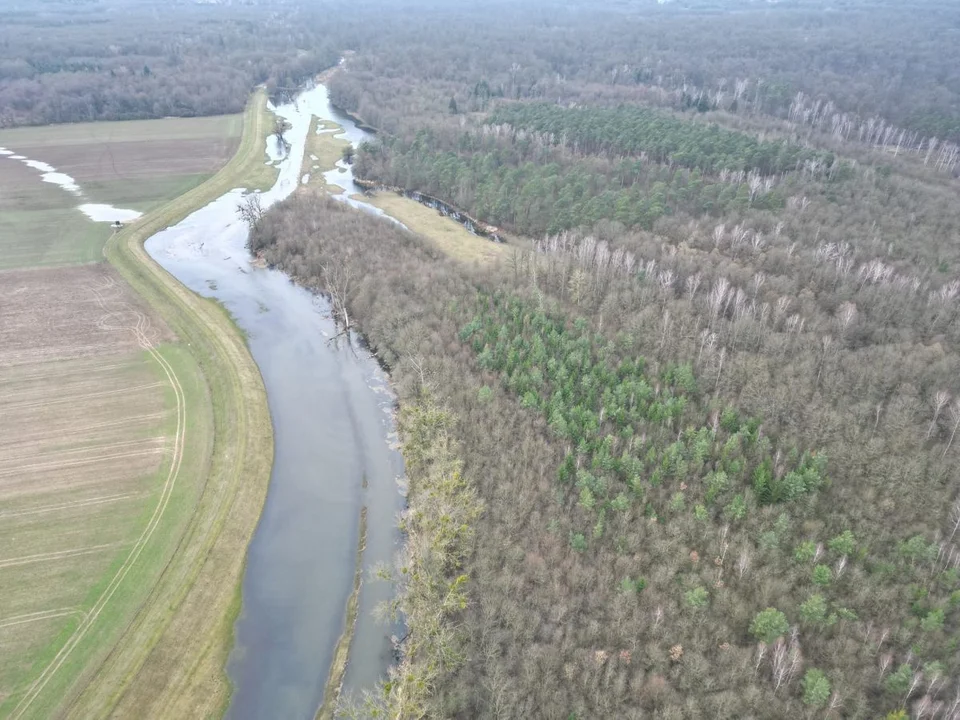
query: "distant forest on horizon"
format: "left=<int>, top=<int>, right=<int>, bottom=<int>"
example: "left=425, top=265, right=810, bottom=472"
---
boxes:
left=3, top=0, right=960, bottom=145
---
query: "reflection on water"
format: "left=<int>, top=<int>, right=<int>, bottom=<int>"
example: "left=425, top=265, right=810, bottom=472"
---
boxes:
left=264, top=133, right=287, bottom=165
left=144, top=83, right=405, bottom=720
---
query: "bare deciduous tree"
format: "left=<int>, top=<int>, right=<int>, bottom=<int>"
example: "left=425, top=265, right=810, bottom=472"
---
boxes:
left=770, top=634, right=802, bottom=692
left=236, top=193, right=265, bottom=228
left=928, top=391, right=951, bottom=440
left=754, top=642, right=767, bottom=675
left=835, top=555, right=848, bottom=579
left=948, top=497, right=960, bottom=542
left=274, top=116, right=292, bottom=146
left=829, top=691, right=844, bottom=713
left=321, top=256, right=356, bottom=335
left=905, top=669, right=924, bottom=707
left=942, top=399, right=960, bottom=459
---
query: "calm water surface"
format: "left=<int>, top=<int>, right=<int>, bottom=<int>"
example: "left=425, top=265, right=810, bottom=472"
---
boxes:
left=144, top=83, right=404, bottom=720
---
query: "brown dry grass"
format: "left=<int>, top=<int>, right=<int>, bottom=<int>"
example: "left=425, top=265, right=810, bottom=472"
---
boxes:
left=357, top=191, right=509, bottom=266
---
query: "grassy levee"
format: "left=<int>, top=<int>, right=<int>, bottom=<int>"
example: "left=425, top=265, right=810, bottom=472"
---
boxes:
left=54, top=91, right=275, bottom=719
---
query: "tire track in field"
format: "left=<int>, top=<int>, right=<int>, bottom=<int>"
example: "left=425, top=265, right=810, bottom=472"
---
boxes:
left=0, top=608, right=86, bottom=631
left=0, top=413, right=164, bottom=449
left=0, top=493, right=142, bottom=520
left=0, top=436, right=165, bottom=465
left=10, top=282, right=187, bottom=720
left=0, top=544, right=123, bottom=570
left=0, top=362, right=136, bottom=386
left=0, top=446, right=166, bottom=480
left=0, top=383, right=165, bottom=412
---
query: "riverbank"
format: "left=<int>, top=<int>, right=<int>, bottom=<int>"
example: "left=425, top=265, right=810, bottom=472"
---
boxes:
left=330, top=104, right=378, bottom=135
left=316, top=506, right=367, bottom=720
left=353, top=179, right=502, bottom=240
left=249, top=192, right=484, bottom=718
left=63, top=90, right=276, bottom=718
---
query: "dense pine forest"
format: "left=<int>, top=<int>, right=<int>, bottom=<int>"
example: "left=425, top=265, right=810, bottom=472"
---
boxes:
left=11, top=0, right=960, bottom=717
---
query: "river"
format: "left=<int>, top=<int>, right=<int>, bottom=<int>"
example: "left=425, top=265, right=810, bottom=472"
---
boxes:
left=144, top=84, right=404, bottom=720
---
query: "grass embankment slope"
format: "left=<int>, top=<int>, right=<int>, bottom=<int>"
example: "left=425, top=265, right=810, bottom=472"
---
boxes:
left=58, top=91, right=276, bottom=719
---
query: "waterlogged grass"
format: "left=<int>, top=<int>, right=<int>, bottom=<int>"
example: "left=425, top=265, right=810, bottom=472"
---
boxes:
left=0, top=114, right=243, bottom=270
left=301, top=116, right=350, bottom=193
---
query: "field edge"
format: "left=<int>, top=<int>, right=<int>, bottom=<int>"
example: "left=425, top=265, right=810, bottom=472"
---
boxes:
left=61, top=90, right=276, bottom=718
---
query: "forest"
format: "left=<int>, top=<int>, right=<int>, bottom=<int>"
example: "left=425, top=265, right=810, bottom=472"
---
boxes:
left=0, top=0, right=340, bottom=125
left=246, top=1, right=960, bottom=717
left=254, top=165, right=960, bottom=718
left=7, top=0, right=960, bottom=146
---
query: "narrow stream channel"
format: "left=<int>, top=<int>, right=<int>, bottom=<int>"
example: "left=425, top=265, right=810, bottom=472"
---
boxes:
left=144, top=83, right=404, bottom=720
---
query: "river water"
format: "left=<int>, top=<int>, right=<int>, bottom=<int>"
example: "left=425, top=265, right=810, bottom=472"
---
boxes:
left=144, top=84, right=404, bottom=720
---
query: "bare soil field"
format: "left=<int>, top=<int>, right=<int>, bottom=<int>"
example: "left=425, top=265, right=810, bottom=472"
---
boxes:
left=0, top=116, right=242, bottom=149
left=0, top=115, right=241, bottom=269
left=0, top=265, right=173, bottom=365
left=14, top=137, right=236, bottom=182
left=0, top=264, right=182, bottom=718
